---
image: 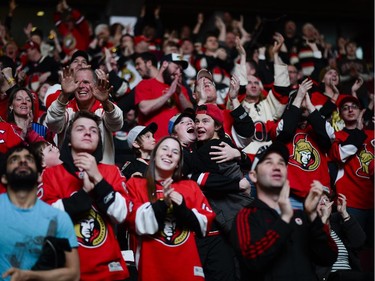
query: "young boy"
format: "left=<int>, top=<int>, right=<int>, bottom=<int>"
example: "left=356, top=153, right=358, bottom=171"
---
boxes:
left=30, top=141, right=62, bottom=169
left=121, top=122, right=157, bottom=179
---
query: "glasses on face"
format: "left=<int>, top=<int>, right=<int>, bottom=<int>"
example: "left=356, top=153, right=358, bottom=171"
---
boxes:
left=341, top=104, right=359, bottom=111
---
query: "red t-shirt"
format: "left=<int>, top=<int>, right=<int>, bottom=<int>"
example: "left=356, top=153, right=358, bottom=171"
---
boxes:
left=135, top=78, right=191, bottom=141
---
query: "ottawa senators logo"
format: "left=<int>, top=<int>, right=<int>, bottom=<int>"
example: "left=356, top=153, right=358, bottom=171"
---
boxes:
left=289, top=133, right=319, bottom=171
left=75, top=208, right=107, bottom=248
left=356, top=144, right=374, bottom=178
left=154, top=207, right=189, bottom=246
left=119, top=67, right=136, bottom=84
left=63, top=33, right=77, bottom=51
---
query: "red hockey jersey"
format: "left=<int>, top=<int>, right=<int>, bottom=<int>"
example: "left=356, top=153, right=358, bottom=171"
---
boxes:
left=40, top=164, right=130, bottom=281
left=329, top=129, right=374, bottom=209
left=126, top=177, right=215, bottom=281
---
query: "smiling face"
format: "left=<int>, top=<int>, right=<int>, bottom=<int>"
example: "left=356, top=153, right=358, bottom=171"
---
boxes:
left=154, top=138, right=181, bottom=179
left=70, top=117, right=100, bottom=154
left=74, top=69, right=95, bottom=105
left=135, top=57, right=150, bottom=78
left=322, top=68, right=339, bottom=86
left=11, top=90, right=33, bottom=118
left=162, top=62, right=183, bottom=85
left=173, top=116, right=196, bottom=145
left=195, top=114, right=219, bottom=141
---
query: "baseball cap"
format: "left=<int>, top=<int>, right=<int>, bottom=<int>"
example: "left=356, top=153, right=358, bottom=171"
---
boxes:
left=196, top=69, right=213, bottom=82
left=251, top=141, right=290, bottom=171
left=23, top=40, right=40, bottom=51
left=195, top=103, right=223, bottom=124
left=134, top=35, right=149, bottom=46
left=159, top=53, right=188, bottom=70
left=337, top=95, right=360, bottom=110
left=70, top=50, right=89, bottom=65
left=127, top=123, right=158, bottom=148
left=168, top=108, right=195, bottom=135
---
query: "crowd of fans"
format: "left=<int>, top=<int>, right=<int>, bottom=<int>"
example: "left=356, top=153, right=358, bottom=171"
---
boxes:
left=0, top=0, right=373, bottom=280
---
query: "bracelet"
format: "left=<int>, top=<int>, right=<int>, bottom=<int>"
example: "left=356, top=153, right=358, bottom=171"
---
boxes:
left=343, top=216, right=350, bottom=222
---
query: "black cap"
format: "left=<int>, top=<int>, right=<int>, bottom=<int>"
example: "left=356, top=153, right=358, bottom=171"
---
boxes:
left=251, top=141, right=289, bottom=171
left=168, top=108, right=195, bottom=135
left=70, top=50, right=89, bottom=65
left=160, top=53, right=188, bottom=70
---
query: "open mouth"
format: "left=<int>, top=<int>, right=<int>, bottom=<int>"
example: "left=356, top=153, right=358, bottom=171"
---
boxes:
left=162, top=158, right=172, bottom=164
left=271, top=174, right=283, bottom=180
left=197, top=128, right=205, bottom=135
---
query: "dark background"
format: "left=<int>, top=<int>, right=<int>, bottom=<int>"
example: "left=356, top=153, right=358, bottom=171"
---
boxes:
left=1, top=0, right=374, bottom=63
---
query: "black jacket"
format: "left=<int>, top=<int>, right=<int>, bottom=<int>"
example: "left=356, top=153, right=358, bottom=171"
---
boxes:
left=231, top=198, right=338, bottom=281
left=315, top=213, right=366, bottom=280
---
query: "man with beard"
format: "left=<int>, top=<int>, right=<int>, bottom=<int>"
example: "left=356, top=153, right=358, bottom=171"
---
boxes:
left=134, top=53, right=193, bottom=141
left=0, top=144, right=79, bottom=280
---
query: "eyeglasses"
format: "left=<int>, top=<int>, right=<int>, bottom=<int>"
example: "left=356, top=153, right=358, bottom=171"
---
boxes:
left=341, top=104, right=359, bottom=111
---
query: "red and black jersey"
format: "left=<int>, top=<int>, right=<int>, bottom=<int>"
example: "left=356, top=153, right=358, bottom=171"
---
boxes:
left=39, top=163, right=130, bottom=281
left=126, top=177, right=215, bottom=281
left=0, top=120, right=22, bottom=154
left=329, top=128, right=374, bottom=209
